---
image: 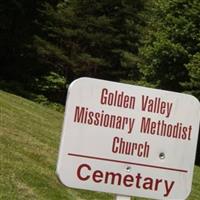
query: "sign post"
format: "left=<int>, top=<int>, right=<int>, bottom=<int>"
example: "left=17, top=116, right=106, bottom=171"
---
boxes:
left=57, top=77, right=200, bottom=199
left=115, top=195, right=131, bottom=200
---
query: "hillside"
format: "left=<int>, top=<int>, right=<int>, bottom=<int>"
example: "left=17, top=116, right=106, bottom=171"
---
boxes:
left=0, top=90, right=199, bottom=200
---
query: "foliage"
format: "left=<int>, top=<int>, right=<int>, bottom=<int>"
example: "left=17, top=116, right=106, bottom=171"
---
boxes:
left=182, top=52, right=200, bottom=99
left=139, top=35, right=188, bottom=90
left=138, top=0, right=200, bottom=96
left=0, top=0, right=200, bottom=101
left=34, top=72, right=66, bottom=104
left=33, top=0, right=145, bottom=83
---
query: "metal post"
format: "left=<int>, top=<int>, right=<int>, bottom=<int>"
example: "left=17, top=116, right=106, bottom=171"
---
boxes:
left=115, top=195, right=131, bottom=200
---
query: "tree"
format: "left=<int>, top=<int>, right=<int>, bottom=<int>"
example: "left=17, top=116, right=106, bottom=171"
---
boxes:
left=139, top=34, right=189, bottom=90
left=138, top=0, right=200, bottom=94
left=183, top=52, right=200, bottom=99
left=33, top=0, right=145, bottom=84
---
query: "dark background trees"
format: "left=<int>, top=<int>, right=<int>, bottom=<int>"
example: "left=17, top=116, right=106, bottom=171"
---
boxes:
left=1, top=0, right=145, bottom=102
left=33, top=0, right=144, bottom=83
left=1, top=0, right=200, bottom=101
left=0, top=0, right=62, bottom=100
left=0, top=0, right=47, bottom=81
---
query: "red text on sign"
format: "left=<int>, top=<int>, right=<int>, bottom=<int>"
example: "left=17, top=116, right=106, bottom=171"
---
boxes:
left=77, top=163, right=175, bottom=197
left=112, top=137, right=149, bottom=158
left=100, top=88, right=136, bottom=109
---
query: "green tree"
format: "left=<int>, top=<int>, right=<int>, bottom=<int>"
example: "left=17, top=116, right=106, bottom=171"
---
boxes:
left=138, top=0, right=200, bottom=94
left=183, top=52, right=200, bottom=98
left=0, top=0, right=64, bottom=102
left=33, top=0, right=145, bottom=83
left=139, top=34, right=189, bottom=90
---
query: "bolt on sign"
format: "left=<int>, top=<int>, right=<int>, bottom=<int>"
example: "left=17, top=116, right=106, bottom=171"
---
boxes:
left=56, top=78, right=200, bottom=199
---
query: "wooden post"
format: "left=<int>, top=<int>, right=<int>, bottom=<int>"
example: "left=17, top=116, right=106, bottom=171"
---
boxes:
left=115, top=195, right=131, bottom=200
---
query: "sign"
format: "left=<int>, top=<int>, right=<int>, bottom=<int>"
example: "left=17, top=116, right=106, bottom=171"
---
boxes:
left=56, top=77, right=200, bottom=199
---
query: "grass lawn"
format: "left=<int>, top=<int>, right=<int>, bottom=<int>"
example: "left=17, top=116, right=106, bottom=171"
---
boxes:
left=0, top=90, right=199, bottom=200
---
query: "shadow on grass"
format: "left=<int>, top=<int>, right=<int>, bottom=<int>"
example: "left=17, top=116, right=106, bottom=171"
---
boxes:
left=0, top=79, right=65, bottom=112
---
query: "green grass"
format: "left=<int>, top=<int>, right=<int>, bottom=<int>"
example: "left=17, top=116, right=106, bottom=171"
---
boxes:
left=0, top=90, right=199, bottom=200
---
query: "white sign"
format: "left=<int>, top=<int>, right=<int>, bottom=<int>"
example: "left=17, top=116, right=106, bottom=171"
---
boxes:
left=56, top=77, right=200, bottom=199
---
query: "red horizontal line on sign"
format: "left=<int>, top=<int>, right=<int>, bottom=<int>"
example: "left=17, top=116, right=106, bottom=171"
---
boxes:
left=68, top=153, right=188, bottom=173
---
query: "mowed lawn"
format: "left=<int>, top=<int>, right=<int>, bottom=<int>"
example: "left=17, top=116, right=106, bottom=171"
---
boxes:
left=0, top=90, right=199, bottom=200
